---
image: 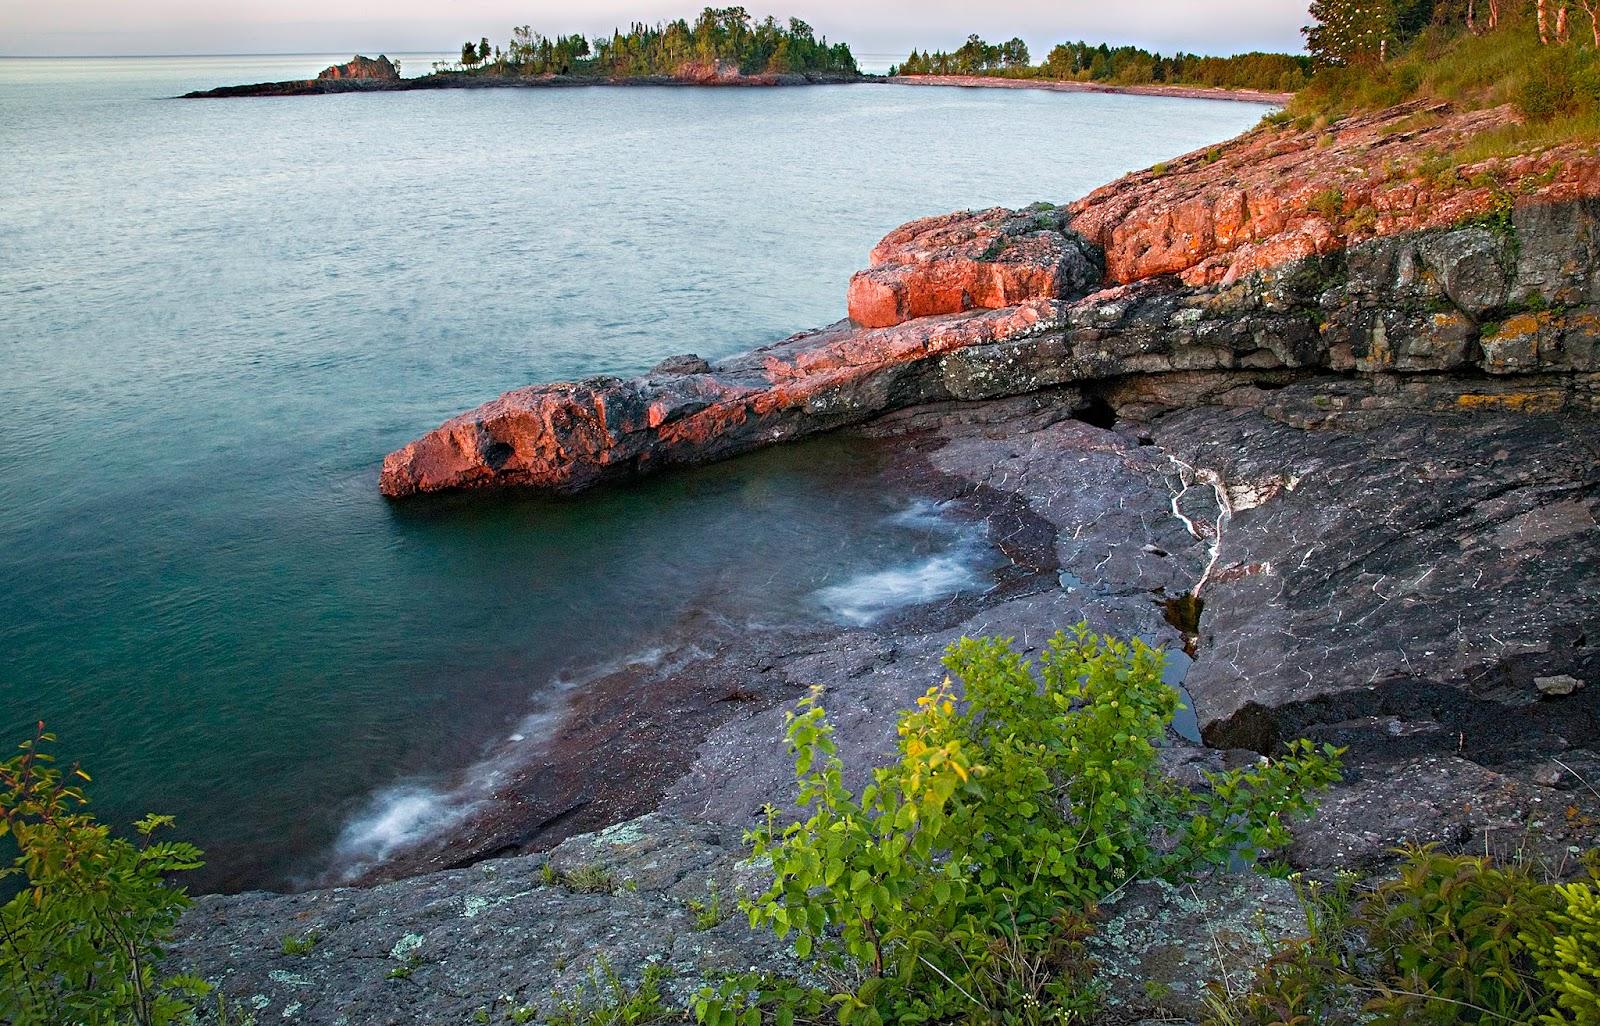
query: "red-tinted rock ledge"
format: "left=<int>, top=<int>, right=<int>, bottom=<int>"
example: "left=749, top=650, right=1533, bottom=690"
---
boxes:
left=381, top=100, right=1600, bottom=498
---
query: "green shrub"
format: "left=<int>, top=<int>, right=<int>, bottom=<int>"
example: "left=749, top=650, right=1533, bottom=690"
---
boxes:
left=687, top=882, right=726, bottom=931
left=1308, top=188, right=1345, bottom=220
left=1218, top=846, right=1600, bottom=1026
left=543, top=861, right=619, bottom=895
left=279, top=930, right=322, bottom=956
left=1538, top=881, right=1600, bottom=1025
left=1362, top=848, right=1559, bottom=1023
left=728, top=628, right=1342, bottom=1026
left=548, top=959, right=676, bottom=1026
left=1288, top=19, right=1600, bottom=149
left=694, top=973, right=831, bottom=1026
left=0, top=725, right=209, bottom=1026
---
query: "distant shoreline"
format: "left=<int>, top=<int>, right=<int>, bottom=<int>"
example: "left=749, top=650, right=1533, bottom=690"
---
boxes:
left=181, top=69, right=873, bottom=98
left=888, top=74, right=1292, bottom=106
left=183, top=68, right=1292, bottom=104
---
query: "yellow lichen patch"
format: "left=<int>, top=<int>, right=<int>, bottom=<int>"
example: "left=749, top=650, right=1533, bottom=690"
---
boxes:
left=1456, top=391, right=1565, bottom=412
left=1493, top=312, right=1546, bottom=339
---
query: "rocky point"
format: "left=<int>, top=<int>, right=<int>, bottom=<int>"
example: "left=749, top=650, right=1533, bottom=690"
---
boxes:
left=174, top=98, right=1600, bottom=1024
left=379, top=100, right=1598, bottom=500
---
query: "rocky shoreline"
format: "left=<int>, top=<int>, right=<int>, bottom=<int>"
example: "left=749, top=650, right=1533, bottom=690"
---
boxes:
left=172, top=100, right=1599, bottom=1024
left=887, top=73, right=1294, bottom=106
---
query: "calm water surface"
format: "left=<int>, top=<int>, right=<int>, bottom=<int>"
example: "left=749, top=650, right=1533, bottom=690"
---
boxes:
left=0, top=55, right=1268, bottom=890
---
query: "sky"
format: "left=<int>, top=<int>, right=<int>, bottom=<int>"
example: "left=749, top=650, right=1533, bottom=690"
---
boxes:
left=2, top=1, right=1314, bottom=59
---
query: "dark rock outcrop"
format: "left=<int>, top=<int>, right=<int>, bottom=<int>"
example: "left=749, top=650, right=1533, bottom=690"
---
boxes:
left=177, top=390, right=1600, bottom=1024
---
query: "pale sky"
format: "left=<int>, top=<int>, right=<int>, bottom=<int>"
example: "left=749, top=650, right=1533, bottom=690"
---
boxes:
left=2, top=1, right=1314, bottom=58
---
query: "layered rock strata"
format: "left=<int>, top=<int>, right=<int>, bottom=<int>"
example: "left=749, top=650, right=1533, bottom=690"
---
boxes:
left=381, top=101, right=1600, bottom=499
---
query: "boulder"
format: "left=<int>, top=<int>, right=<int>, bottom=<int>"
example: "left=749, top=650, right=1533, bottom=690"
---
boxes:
left=846, top=206, right=1104, bottom=328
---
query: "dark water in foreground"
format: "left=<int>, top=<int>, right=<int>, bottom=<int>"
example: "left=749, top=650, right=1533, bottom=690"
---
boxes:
left=0, top=55, right=1269, bottom=890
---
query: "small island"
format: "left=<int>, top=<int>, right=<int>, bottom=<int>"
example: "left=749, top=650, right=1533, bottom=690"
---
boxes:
left=183, top=8, right=865, bottom=98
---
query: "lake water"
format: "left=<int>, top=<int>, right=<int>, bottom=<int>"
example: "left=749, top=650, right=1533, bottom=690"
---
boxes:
left=0, top=54, right=1268, bottom=892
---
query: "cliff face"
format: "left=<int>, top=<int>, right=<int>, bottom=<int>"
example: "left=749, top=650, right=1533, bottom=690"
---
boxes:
left=316, top=55, right=399, bottom=81
left=380, top=100, right=1599, bottom=498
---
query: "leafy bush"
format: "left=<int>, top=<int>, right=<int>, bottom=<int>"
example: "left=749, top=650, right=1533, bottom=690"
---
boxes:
left=1539, top=880, right=1600, bottom=1025
left=548, top=959, right=677, bottom=1026
left=0, top=725, right=209, bottom=1026
left=1216, top=846, right=1600, bottom=1026
left=723, top=628, right=1342, bottom=1026
left=1363, top=848, right=1559, bottom=1023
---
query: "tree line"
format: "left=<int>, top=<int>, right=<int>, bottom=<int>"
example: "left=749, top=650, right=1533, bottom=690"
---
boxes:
left=445, top=7, right=857, bottom=78
left=1306, top=0, right=1600, bottom=64
left=892, top=36, right=1312, bottom=94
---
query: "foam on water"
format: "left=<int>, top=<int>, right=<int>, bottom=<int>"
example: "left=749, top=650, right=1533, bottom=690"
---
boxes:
left=332, top=784, right=480, bottom=871
left=814, top=501, right=990, bottom=625
left=322, top=644, right=709, bottom=881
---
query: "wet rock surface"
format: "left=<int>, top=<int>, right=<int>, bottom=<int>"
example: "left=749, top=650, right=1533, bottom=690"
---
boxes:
left=180, top=391, right=1600, bottom=1022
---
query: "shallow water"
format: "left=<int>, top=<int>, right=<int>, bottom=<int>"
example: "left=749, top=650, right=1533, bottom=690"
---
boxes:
left=0, top=55, right=1269, bottom=891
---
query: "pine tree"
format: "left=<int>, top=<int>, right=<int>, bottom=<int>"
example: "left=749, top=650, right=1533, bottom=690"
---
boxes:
left=1304, top=0, right=1400, bottom=64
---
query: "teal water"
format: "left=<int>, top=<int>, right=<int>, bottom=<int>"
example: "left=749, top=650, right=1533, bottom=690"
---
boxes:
left=0, top=55, right=1269, bottom=891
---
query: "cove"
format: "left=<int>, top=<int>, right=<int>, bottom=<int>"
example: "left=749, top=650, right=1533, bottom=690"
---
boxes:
left=0, top=54, right=1270, bottom=891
